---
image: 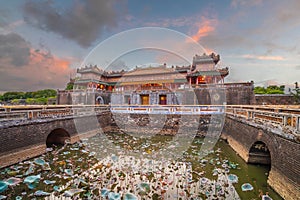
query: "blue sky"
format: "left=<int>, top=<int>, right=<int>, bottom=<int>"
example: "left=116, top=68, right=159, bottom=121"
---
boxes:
left=0, top=0, right=299, bottom=91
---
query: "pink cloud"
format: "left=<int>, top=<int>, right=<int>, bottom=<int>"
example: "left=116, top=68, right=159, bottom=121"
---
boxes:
left=190, top=17, right=217, bottom=42
left=183, top=17, right=218, bottom=54
left=0, top=49, right=74, bottom=91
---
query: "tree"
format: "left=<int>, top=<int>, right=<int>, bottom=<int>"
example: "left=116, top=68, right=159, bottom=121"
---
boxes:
left=11, top=99, right=20, bottom=104
left=254, top=86, right=266, bottom=94
left=2, top=92, right=25, bottom=101
left=30, top=89, right=57, bottom=98
left=65, top=82, right=74, bottom=90
left=254, top=85, right=284, bottom=94
left=266, top=85, right=284, bottom=94
left=1, top=89, right=57, bottom=105
left=279, top=85, right=285, bottom=92
left=25, top=98, right=35, bottom=104
left=36, top=97, right=48, bottom=105
left=24, top=91, right=34, bottom=99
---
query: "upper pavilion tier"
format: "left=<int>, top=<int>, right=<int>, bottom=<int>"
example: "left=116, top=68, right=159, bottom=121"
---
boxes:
left=74, top=53, right=229, bottom=91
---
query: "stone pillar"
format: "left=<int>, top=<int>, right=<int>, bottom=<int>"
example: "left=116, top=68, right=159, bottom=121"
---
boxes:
left=296, top=116, right=300, bottom=131
left=175, top=92, right=183, bottom=105
left=167, top=93, right=173, bottom=105
left=150, top=93, right=157, bottom=105
left=136, top=94, right=141, bottom=105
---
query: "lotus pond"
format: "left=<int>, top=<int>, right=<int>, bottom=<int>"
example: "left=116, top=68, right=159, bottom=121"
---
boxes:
left=0, top=132, right=282, bottom=199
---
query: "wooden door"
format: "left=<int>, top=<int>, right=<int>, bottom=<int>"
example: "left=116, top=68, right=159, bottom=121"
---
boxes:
left=141, top=95, right=149, bottom=105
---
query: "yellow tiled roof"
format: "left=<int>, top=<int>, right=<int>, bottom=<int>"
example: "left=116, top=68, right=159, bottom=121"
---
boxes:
left=123, top=66, right=176, bottom=76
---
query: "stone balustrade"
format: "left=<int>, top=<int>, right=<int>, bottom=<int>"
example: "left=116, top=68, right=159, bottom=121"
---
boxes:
left=0, top=105, right=110, bottom=122
left=2, top=105, right=299, bottom=128
left=110, top=105, right=225, bottom=115
left=226, top=105, right=300, bottom=133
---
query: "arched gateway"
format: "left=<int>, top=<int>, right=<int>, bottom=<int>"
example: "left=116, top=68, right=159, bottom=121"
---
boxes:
left=248, top=141, right=271, bottom=165
left=46, top=128, right=70, bottom=147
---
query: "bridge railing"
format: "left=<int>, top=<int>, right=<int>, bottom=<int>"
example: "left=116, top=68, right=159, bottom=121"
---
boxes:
left=0, top=105, right=110, bottom=122
left=226, top=105, right=300, bottom=133
left=110, top=105, right=225, bottom=115
left=1, top=105, right=299, bottom=133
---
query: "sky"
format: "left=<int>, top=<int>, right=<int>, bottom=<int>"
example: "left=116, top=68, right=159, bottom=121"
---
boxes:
left=0, top=0, right=299, bottom=92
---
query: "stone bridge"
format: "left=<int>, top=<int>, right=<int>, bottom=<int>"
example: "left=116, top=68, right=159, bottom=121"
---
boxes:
left=0, top=104, right=299, bottom=199
left=0, top=105, right=112, bottom=168
left=223, top=105, right=300, bottom=200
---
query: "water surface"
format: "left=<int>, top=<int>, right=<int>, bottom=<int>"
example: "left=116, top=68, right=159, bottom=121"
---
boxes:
left=0, top=132, right=282, bottom=199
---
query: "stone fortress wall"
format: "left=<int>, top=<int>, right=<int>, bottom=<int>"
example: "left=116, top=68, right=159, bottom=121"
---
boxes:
left=57, top=82, right=256, bottom=105
left=255, top=94, right=296, bottom=105
left=57, top=85, right=298, bottom=106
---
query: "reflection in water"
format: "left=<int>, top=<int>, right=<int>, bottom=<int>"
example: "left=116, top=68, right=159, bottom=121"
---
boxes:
left=0, top=133, right=282, bottom=199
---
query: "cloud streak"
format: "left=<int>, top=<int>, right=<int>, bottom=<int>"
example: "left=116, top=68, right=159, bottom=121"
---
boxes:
left=242, top=54, right=285, bottom=61
left=0, top=20, right=24, bottom=34
left=231, top=0, right=263, bottom=8
left=144, top=16, right=195, bottom=28
left=23, top=0, right=125, bottom=47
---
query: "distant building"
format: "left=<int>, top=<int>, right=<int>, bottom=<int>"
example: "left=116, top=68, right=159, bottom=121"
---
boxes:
left=57, top=53, right=254, bottom=105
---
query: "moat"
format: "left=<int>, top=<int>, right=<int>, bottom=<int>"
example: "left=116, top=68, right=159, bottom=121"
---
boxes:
left=0, top=132, right=282, bottom=200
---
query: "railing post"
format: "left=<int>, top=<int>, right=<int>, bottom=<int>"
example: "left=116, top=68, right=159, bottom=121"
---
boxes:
left=296, top=116, right=300, bottom=131
left=283, top=115, right=287, bottom=126
left=27, top=111, right=33, bottom=120
left=247, top=111, right=252, bottom=119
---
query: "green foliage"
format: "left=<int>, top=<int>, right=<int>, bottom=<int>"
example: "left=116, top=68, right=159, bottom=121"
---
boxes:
left=25, top=98, right=35, bottom=104
left=24, top=92, right=34, bottom=99
left=1, top=89, right=57, bottom=105
left=11, top=99, right=20, bottom=104
left=253, top=86, right=266, bottom=94
left=266, top=89, right=284, bottom=94
left=2, top=89, right=57, bottom=101
left=36, top=97, right=48, bottom=104
left=24, top=97, right=48, bottom=105
left=279, top=85, right=285, bottom=91
left=65, top=82, right=74, bottom=90
left=28, top=89, right=57, bottom=98
left=2, top=92, right=25, bottom=101
left=254, top=85, right=285, bottom=94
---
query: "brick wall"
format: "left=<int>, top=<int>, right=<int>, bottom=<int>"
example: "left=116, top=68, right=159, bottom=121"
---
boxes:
left=0, top=112, right=112, bottom=167
left=255, top=94, right=297, bottom=105
left=222, top=116, right=300, bottom=200
left=57, top=82, right=256, bottom=105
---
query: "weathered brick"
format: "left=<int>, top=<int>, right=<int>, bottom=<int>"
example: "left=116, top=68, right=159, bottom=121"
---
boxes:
left=222, top=117, right=300, bottom=200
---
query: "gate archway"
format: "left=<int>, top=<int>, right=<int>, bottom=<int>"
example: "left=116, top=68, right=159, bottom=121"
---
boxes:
left=96, top=96, right=104, bottom=104
left=46, top=128, right=70, bottom=147
left=248, top=141, right=271, bottom=165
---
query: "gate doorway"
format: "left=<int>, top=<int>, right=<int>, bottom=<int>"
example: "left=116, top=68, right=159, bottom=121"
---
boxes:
left=140, top=95, right=149, bottom=105
left=46, top=128, right=70, bottom=147
left=159, top=95, right=167, bottom=105
left=248, top=141, right=271, bottom=165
